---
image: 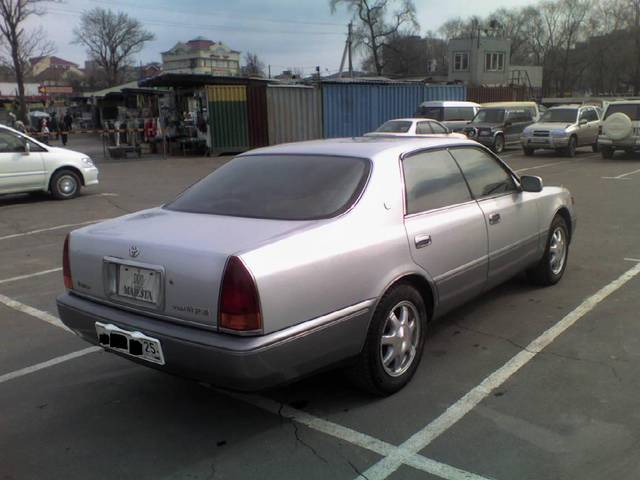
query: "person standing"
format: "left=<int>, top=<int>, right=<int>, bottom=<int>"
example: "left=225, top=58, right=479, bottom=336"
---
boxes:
left=50, top=113, right=59, bottom=141
left=40, top=118, right=50, bottom=145
left=62, top=111, right=73, bottom=146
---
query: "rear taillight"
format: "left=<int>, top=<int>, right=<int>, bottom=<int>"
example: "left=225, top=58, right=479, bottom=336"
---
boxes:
left=63, top=234, right=73, bottom=289
left=219, top=256, right=262, bottom=333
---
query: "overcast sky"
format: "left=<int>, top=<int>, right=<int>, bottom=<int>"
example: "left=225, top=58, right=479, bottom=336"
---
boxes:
left=33, top=0, right=535, bottom=76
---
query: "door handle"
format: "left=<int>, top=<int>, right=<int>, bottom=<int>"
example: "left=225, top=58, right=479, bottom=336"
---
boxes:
left=488, top=213, right=501, bottom=225
left=414, top=234, right=432, bottom=249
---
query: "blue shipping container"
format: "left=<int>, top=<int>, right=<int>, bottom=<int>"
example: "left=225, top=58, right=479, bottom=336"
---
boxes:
left=322, top=83, right=466, bottom=138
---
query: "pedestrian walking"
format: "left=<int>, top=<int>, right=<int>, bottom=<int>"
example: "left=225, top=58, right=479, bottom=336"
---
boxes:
left=40, top=118, right=50, bottom=145
left=50, top=113, right=59, bottom=141
left=61, top=111, right=73, bottom=146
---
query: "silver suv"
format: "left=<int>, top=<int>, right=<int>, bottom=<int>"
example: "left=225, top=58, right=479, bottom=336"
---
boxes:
left=521, top=105, right=600, bottom=157
left=598, top=101, right=640, bottom=158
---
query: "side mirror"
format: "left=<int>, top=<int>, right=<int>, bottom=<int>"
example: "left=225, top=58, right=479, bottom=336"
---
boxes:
left=520, top=175, right=543, bottom=192
left=579, top=118, right=588, bottom=125
left=23, top=141, right=30, bottom=155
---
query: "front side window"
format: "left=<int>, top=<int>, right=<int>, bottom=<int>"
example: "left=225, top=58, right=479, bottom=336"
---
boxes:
left=0, top=130, right=26, bottom=153
left=449, top=147, right=517, bottom=198
left=580, top=109, right=598, bottom=122
left=430, top=122, right=448, bottom=134
left=453, top=52, right=469, bottom=72
left=402, top=149, right=472, bottom=215
left=375, top=120, right=412, bottom=133
left=541, top=108, right=579, bottom=123
left=166, top=155, right=370, bottom=220
left=472, top=109, right=505, bottom=123
left=485, top=52, right=505, bottom=71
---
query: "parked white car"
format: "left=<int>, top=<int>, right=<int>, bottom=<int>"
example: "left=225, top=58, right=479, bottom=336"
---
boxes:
left=0, top=124, right=98, bottom=199
left=365, top=118, right=467, bottom=138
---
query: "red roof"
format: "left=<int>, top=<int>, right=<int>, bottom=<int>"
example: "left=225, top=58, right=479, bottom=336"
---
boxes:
left=185, top=38, right=216, bottom=50
left=30, top=56, right=78, bottom=68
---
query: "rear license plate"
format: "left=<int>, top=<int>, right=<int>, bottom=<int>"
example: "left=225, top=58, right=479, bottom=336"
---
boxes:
left=117, top=265, right=160, bottom=304
left=95, top=322, right=165, bottom=364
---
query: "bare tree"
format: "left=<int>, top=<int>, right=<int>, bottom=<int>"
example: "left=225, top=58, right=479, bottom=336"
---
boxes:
left=330, top=0, right=419, bottom=75
left=73, top=7, right=154, bottom=87
left=0, top=0, right=56, bottom=122
left=241, top=52, right=265, bottom=77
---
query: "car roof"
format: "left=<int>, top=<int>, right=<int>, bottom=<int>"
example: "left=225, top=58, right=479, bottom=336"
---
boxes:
left=243, top=136, right=479, bottom=160
left=418, top=101, right=480, bottom=107
left=383, top=118, right=440, bottom=123
left=549, top=104, right=581, bottom=109
left=606, top=100, right=640, bottom=105
left=482, top=101, right=538, bottom=107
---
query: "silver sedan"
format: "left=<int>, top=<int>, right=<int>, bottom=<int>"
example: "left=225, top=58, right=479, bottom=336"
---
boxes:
left=57, top=137, right=576, bottom=395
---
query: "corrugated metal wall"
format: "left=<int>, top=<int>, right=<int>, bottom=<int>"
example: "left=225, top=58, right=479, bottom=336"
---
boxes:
left=267, top=85, right=322, bottom=145
left=322, top=83, right=466, bottom=138
left=246, top=84, right=269, bottom=148
left=207, top=85, right=249, bottom=152
left=467, top=86, right=532, bottom=103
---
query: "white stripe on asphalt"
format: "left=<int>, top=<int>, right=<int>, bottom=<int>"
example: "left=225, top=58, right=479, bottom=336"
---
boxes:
left=515, top=161, right=567, bottom=173
left=0, top=219, right=107, bottom=242
left=216, top=389, right=493, bottom=480
left=0, top=293, right=69, bottom=331
left=0, top=267, right=62, bottom=285
left=359, top=261, right=640, bottom=480
left=602, top=167, right=640, bottom=180
left=624, top=257, right=640, bottom=263
left=0, top=292, right=492, bottom=480
left=0, top=347, right=101, bottom=385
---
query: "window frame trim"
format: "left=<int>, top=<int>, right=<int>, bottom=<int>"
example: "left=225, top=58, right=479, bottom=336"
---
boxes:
left=452, top=51, right=469, bottom=72
left=484, top=51, right=505, bottom=72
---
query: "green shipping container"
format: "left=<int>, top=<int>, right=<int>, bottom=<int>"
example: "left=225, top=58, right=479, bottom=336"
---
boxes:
left=207, top=85, right=249, bottom=152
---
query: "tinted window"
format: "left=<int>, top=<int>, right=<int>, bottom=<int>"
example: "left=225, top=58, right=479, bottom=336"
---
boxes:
left=166, top=155, right=370, bottom=220
left=449, top=148, right=517, bottom=198
left=581, top=109, right=598, bottom=122
left=415, top=106, right=443, bottom=121
left=473, top=109, right=505, bottom=123
left=430, top=122, right=448, bottom=134
left=444, top=107, right=475, bottom=121
left=376, top=121, right=412, bottom=133
left=605, top=104, right=640, bottom=120
left=415, top=122, right=432, bottom=134
left=0, top=130, right=26, bottom=153
left=403, top=149, right=472, bottom=214
left=541, top=109, right=578, bottom=123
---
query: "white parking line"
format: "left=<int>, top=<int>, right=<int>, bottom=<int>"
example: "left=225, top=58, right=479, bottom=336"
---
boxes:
left=624, top=257, right=640, bottom=263
left=0, top=292, right=492, bottom=480
left=0, top=219, right=108, bottom=242
left=515, top=161, right=567, bottom=173
left=0, top=347, right=101, bottom=385
left=359, top=261, right=640, bottom=480
left=0, top=267, right=62, bottom=285
left=602, top=167, right=640, bottom=180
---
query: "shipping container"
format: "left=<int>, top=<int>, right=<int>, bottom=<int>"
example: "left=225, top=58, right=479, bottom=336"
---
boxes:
left=247, top=84, right=269, bottom=148
left=207, top=85, right=249, bottom=152
left=322, top=82, right=466, bottom=138
left=266, top=85, right=322, bottom=145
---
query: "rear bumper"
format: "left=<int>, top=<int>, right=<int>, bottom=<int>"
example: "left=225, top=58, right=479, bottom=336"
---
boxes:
left=57, top=293, right=372, bottom=391
left=598, top=136, right=640, bottom=148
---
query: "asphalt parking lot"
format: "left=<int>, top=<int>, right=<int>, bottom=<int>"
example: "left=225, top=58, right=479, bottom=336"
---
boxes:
left=2, top=144, right=640, bottom=480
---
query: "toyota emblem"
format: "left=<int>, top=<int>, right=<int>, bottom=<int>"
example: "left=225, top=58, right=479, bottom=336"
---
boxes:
left=129, top=245, right=140, bottom=258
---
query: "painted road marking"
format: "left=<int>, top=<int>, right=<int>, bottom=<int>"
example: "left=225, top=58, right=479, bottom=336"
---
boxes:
left=602, top=167, right=640, bottom=180
left=0, top=219, right=108, bottom=242
left=624, top=257, right=640, bottom=263
left=515, top=161, right=567, bottom=173
left=359, top=261, right=640, bottom=480
left=0, top=347, right=101, bottom=385
left=0, top=293, right=69, bottom=331
left=0, top=297, right=493, bottom=480
left=0, top=267, right=62, bottom=285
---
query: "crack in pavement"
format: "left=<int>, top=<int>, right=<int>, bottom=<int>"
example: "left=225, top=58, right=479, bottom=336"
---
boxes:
left=275, top=401, right=329, bottom=464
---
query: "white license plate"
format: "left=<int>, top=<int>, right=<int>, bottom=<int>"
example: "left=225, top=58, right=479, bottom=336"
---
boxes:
left=95, top=322, right=165, bottom=365
left=117, top=265, right=160, bottom=304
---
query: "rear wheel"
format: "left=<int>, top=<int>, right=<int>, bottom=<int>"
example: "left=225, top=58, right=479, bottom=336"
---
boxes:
left=527, top=215, right=569, bottom=286
left=601, top=147, right=614, bottom=159
left=50, top=169, right=80, bottom=200
left=493, top=134, right=505, bottom=154
left=348, top=284, right=427, bottom=396
left=565, top=136, right=577, bottom=157
left=523, top=147, right=535, bottom=156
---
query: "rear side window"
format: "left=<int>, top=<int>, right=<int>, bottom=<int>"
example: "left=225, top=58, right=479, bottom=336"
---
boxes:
left=449, top=148, right=517, bottom=198
left=605, top=104, right=640, bottom=120
left=166, top=155, right=370, bottom=220
left=376, top=121, right=412, bottom=133
left=444, top=107, right=475, bottom=121
left=402, top=149, right=472, bottom=214
left=415, top=106, right=443, bottom=121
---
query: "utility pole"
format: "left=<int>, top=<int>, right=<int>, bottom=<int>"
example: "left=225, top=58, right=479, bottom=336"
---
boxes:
left=338, top=22, right=354, bottom=79
left=268, top=64, right=271, bottom=79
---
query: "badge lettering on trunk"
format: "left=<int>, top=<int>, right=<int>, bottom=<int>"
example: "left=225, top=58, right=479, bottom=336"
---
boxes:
left=129, top=245, right=140, bottom=258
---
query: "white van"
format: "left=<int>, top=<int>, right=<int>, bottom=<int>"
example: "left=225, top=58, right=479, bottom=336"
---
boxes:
left=414, top=101, right=481, bottom=132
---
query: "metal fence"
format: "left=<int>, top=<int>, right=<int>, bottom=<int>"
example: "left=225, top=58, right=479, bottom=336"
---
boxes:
left=266, top=85, right=322, bottom=145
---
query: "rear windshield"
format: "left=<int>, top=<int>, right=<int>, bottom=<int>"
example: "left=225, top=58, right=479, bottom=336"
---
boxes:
left=605, top=104, right=640, bottom=121
left=166, top=155, right=371, bottom=220
left=540, top=108, right=578, bottom=123
left=375, top=121, right=412, bottom=133
left=415, top=106, right=444, bottom=121
left=472, top=109, right=505, bottom=123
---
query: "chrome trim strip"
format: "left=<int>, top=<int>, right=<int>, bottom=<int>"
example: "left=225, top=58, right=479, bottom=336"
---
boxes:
left=434, top=255, right=488, bottom=283
left=488, top=232, right=540, bottom=261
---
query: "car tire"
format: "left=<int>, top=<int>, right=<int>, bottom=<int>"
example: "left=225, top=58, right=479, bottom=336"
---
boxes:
left=565, top=136, right=577, bottom=157
left=493, top=134, right=505, bottom=154
left=50, top=169, right=81, bottom=200
left=347, top=284, right=427, bottom=396
left=601, top=147, right=614, bottom=159
left=527, top=215, right=569, bottom=286
left=591, top=143, right=598, bottom=153
left=523, top=147, right=535, bottom=156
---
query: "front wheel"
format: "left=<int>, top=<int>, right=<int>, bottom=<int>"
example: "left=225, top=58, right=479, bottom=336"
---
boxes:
left=527, top=215, right=569, bottom=286
left=50, top=169, right=81, bottom=200
left=348, top=284, right=427, bottom=396
left=565, top=136, right=577, bottom=157
left=493, top=134, right=505, bottom=154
